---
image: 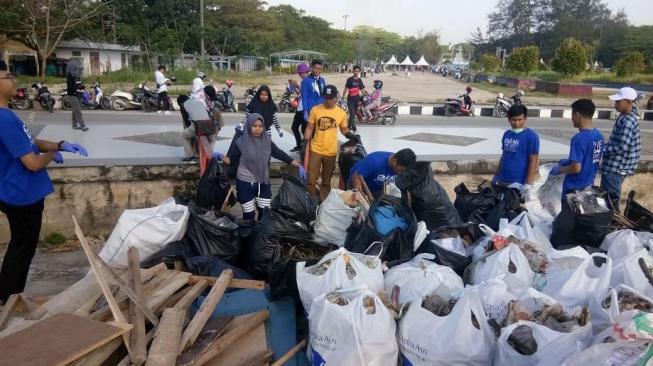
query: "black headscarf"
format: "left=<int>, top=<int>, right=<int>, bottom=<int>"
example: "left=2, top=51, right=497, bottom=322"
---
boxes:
left=246, top=85, right=277, bottom=130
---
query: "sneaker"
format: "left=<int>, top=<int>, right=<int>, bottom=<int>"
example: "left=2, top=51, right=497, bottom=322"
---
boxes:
left=290, top=146, right=300, bottom=152
left=157, top=110, right=162, bottom=114
left=164, top=111, right=171, bottom=115
left=182, top=156, right=198, bottom=164
left=81, top=126, right=89, bottom=132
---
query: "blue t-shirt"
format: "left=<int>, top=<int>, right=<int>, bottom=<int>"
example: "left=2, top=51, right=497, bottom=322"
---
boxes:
left=562, top=128, right=605, bottom=194
left=0, top=108, right=54, bottom=205
left=495, top=129, right=540, bottom=185
left=349, top=151, right=396, bottom=192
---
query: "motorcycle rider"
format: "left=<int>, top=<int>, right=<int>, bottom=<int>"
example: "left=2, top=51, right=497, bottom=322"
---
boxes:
left=191, top=71, right=207, bottom=100
left=291, top=64, right=310, bottom=152
left=64, top=59, right=88, bottom=131
left=180, top=85, right=223, bottom=163
left=344, top=65, right=366, bottom=131
left=463, top=86, right=473, bottom=111
left=363, top=80, right=383, bottom=121
left=154, top=65, right=171, bottom=114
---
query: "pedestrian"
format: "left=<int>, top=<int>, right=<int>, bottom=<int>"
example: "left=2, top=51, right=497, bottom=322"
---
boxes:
left=180, top=85, right=223, bottom=163
left=601, top=87, right=641, bottom=211
left=238, top=85, right=283, bottom=138
left=64, top=59, right=88, bottom=131
left=492, top=104, right=540, bottom=197
left=343, top=65, right=366, bottom=131
left=348, top=149, right=414, bottom=201
left=0, top=60, right=88, bottom=302
left=300, top=60, right=326, bottom=123
left=302, top=85, right=359, bottom=201
left=291, top=64, right=310, bottom=152
left=549, top=99, right=605, bottom=247
left=221, top=113, right=304, bottom=220
left=155, top=65, right=171, bottom=114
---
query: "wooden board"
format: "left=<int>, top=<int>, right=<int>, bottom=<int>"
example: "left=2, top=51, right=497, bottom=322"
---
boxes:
left=189, top=275, right=265, bottom=291
left=128, top=247, right=148, bottom=365
left=146, top=308, right=185, bottom=366
left=205, top=322, right=268, bottom=366
left=0, top=313, right=129, bottom=366
left=176, top=317, right=234, bottom=366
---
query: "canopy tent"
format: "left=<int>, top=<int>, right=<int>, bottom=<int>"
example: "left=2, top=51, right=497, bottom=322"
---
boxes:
left=385, top=54, right=399, bottom=65
left=415, top=55, right=429, bottom=66
left=400, top=55, right=414, bottom=66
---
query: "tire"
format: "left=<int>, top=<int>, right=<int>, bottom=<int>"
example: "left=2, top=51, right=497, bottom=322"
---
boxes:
left=47, top=98, right=54, bottom=113
left=100, top=97, right=111, bottom=110
left=143, top=99, right=155, bottom=112
left=13, top=99, right=31, bottom=110
left=111, top=97, right=128, bottom=111
left=444, top=105, right=456, bottom=117
left=278, top=102, right=287, bottom=113
left=62, top=98, right=72, bottom=110
left=389, top=116, right=397, bottom=125
left=494, top=106, right=507, bottom=118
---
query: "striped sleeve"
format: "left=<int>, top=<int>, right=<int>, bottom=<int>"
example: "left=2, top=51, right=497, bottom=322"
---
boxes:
left=272, top=112, right=282, bottom=133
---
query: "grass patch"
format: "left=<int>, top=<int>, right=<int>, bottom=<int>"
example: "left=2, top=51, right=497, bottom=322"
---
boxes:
left=581, top=73, right=653, bottom=85
left=44, top=232, right=66, bottom=246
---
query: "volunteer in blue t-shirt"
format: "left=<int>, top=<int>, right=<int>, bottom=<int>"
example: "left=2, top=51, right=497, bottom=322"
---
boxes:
left=493, top=104, right=540, bottom=196
left=0, top=61, right=88, bottom=302
left=348, top=149, right=415, bottom=200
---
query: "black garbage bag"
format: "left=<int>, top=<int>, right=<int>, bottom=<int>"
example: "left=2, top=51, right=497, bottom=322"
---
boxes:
left=551, top=188, right=614, bottom=248
left=185, top=256, right=255, bottom=279
left=625, top=190, right=653, bottom=232
left=394, top=161, right=463, bottom=231
left=345, top=195, right=416, bottom=267
left=268, top=238, right=337, bottom=301
left=415, top=232, right=472, bottom=276
left=141, top=240, right=197, bottom=269
left=245, top=210, right=313, bottom=277
left=454, top=182, right=498, bottom=222
left=338, top=139, right=367, bottom=185
left=182, top=207, right=241, bottom=264
left=271, top=175, right=318, bottom=225
left=196, top=159, right=231, bottom=210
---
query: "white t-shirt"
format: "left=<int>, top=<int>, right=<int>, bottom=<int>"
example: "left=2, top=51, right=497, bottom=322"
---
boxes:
left=155, top=70, right=167, bottom=93
left=192, top=77, right=204, bottom=94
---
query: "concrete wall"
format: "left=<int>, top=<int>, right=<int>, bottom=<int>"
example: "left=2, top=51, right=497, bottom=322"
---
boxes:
left=2, top=161, right=653, bottom=242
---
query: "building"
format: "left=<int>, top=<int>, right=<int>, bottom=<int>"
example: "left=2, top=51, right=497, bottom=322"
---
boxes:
left=0, top=35, right=39, bottom=75
left=54, top=38, right=140, bottom=77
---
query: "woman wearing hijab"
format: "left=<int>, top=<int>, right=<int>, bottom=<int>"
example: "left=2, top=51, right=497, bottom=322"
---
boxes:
left=239, top=85, right=283, bottom=138
left=222, top=113, right=305, bottom=220
left=65, top=59, right=88, bottom=131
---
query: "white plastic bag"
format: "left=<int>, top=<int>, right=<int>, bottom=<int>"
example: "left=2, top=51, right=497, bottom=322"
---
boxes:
left=297, top=248, right=383, bottom=314
left=455, top=277, right=516, bottom=325
left=501, top=212, right=554, bottom=253
left=384, top=254, right=463, bottom=305
left=99, top=197, right=189, bottom=267
left=495, top=320, right=592, bottom=366
left=466, top=244, right=535, bottom=289
left=541, top=253, right=613, bottom=308
left=398, top=289, right=495, bottom=366
left=601, top=229, right=645, bottom=262
left=611, top=249, right=653, bottom=298
left=313, top=189, right=360, bottom=247
left=413, top=221, right=429, bottom=251
left=531, top=163, right=565, bottom=217
left=588, top=284, right=653, bottom=335
left=557, top=340, right=651, bottom=366
left=308, top=287, right=398, bottom=366
left=431, top=237, right=466, bottom=256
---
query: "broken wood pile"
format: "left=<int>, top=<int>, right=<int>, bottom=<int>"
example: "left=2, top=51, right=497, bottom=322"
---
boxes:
left=0, top=216, right=305, bottom=366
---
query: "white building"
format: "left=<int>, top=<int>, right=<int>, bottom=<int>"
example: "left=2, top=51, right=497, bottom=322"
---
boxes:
left=54, top=39, right=140, bottom=77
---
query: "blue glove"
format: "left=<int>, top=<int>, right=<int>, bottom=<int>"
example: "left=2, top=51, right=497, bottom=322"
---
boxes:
left=558, top=159, right=571, bottom=166
left=53, top=152, right=64, bottom=164
left=549, top=165, right=562, bottom=176
left=298, top=165, right=307, bottom=181
left=61, top=142, right=88, bottom=157
left=213, top=152, right=224, bottom=161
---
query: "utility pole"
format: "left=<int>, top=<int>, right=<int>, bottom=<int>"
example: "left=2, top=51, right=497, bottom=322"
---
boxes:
left=200, top=0, right=205, bottom=56
left=343, top=14, right=349, bottom=32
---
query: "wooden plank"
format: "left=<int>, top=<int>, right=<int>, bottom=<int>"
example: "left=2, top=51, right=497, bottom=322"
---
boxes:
left=146, top=271, right=191, bottom=312
left=270, top=339, right=307, bottom=366
left=71, top=337, right=122, bottom=366
left=174, top=280, right=209, bottom=311
left=179, top=270, right=233, bottom=352
left=242, top=350, right=275, bottom=366
left=17, top=294, right=46, bottom=321
left=188, top=275, right=265, bottom=290
left=146, top=308, right=185, bottom=366
left=128, top=247, right=148, bottom=366
left=0, top=294, right=20, bottom=331
left=204, top=322, right=268, bottom=366
left=0, top=313, right=130, bottom=366
left=159, top=286, right=192, bottom=313
left=116, top=327, right=157, bottom=366
left=191, top=310, right=269, bottom=366
left=176, top=317, right=234, bottom=366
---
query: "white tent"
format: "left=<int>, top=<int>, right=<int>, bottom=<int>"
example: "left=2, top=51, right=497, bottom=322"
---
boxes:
left=415, top=55, right=429, bottom=66
left=400, top=55, right=414, bottom=66
left=385, top=54, right=399, bottom=65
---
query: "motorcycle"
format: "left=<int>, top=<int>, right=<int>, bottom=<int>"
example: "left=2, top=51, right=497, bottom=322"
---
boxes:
left=9, top=87, right=32, bottom=110
left=444, top=93, right=475, bottom=117
left=110, top=83, right=148, bottom=111
left=215, top=84, right=236, bottom=112
left=31, top=82, right=54, bottom=112
left=244, top=86, right=257, bottom=106
left=92, top=82, right=111, bottom=110
left=278, top=89, right=299, bottom=113
left=60, top=82, right=97, bottom=110
left=493, top=91, right=524, bottom=118
left=355, top=95, right=398, bottom=125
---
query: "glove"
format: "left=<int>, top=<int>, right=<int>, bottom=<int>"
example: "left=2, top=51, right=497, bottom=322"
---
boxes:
left=298, top=165, right=307, bottom=181
left=278, top=130, right=284, bottom=138
left=213, top=152, right=224, bottom=161
left=558, top=159, right=571, bottom=166
left=345, top=132, right=361, bottom=144
left=60, top=142, right=88, bottom=157
left=549, top=165, right=562, bottom=176
left=53, top=152, right=64, bottom=164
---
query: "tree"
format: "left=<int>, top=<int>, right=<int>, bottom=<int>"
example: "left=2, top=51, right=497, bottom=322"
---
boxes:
left=551, top=38, right=588, bottom=77
left=478, top=53, right=502, bottom=72
left=613, top=51, right=646, bottom=77
left=0, top=0, right=110, bottom=76
left=505, top=46, right=539, bottom=74
left=487, top=0, right=536, bottom=41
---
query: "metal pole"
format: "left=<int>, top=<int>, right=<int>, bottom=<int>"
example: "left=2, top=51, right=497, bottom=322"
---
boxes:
left=200, top=0, right=205, bottom=56
left=343, top=14, right=348, bottom=32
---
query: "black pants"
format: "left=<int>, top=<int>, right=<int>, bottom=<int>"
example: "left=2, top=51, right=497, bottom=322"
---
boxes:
left=158, top=91, right=170, bottom=111
left=291, top=111, right=307, bottom=148
left=0, top=199, right=44, bottom=302
left=347, top=98, right=359, bottom=131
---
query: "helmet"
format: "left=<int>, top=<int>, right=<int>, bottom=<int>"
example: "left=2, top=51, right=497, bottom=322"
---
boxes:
left=225, top=80, right=234, bottom=87
left=517, top=90, right=525, bottom=96
left=296, top=63, right=309, bottom=74
left=169, top=76, right=177, bottom=82
left=497, top=93, right=504, bottom=99
left=373, top=80, right=383, bottom=89
left=197, top=71, right=206, bottom=79
left=466, top=86, right=472, bottom=94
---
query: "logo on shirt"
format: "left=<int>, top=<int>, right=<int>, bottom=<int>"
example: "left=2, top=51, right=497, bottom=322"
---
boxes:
left=374, top=174, right=395, bottom=184
left=503, top=137, right=520, bottom=152
left=593, top=140, right=604, bottom=163
left=22, top=124, right=35, bottom=146
left=317, top=116, right=337, bottom=131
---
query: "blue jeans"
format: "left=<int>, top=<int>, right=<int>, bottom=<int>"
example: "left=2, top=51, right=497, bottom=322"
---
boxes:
left=600, top=171, right=626, bottom=211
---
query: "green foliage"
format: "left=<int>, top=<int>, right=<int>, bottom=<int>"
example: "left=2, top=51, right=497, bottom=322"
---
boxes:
left=551, top=38, right=588, bottom=76
left=44, top=232, right=66, bottom=246
left=645, top=62, right=653, bottom=75
left=478, top=54, right=502, bottom=72
left=505, top=46, right=539, bottom=74
left=614, top=52, right=647, bottom=77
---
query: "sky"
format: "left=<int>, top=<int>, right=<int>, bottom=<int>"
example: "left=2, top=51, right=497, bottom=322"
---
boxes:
left=265, top=0, right=652, bottom=44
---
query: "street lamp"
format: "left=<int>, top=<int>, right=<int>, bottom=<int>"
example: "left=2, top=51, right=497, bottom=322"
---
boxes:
left=343, top=14, right=348, bottom=32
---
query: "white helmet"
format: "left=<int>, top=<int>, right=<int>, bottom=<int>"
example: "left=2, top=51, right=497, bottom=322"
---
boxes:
left=497, top=93, right=504, bottom=99
left=197, top=71, right=206, bottom=79
left=517, top=90, right=525, bottom=96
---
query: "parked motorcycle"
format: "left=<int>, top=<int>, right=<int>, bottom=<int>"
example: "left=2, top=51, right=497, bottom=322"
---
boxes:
left=278, top=89, right=299, bottom=113
left=31, top=82, right=54, bottom=112
left=355, top=96, right=398, bottom=125
left=244, top=86, right=257, bottom=106
left=215, top=81, right=236, bottom=112
left=493, top=90, right=525, bottom=118
left=9, top=87, right=32, bottom=110
left=109, top=83, right=149, bottom=111
left=60, top=81, right=97, bottom=110
left=92, top=82, right=111, bottom=110
left=444, top=93, right=475, bottom=117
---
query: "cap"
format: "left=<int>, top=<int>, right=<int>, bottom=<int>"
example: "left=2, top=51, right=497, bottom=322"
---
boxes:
left=609, top=87, right=638, bottom=101
left=323, top=85, right=338, bottom=99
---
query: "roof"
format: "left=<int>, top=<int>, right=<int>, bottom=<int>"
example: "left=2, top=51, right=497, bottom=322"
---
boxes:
left=269, top=49, right=327, bottom=58
left=415, top=55, right=430, bottom=66
left=400, top=55, right=414, bottom=66
left=385, top=55, right=399, bottom=65
left=0, top=36, right=36, bottom=55
left=57, top=38, right=140, bottom=52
